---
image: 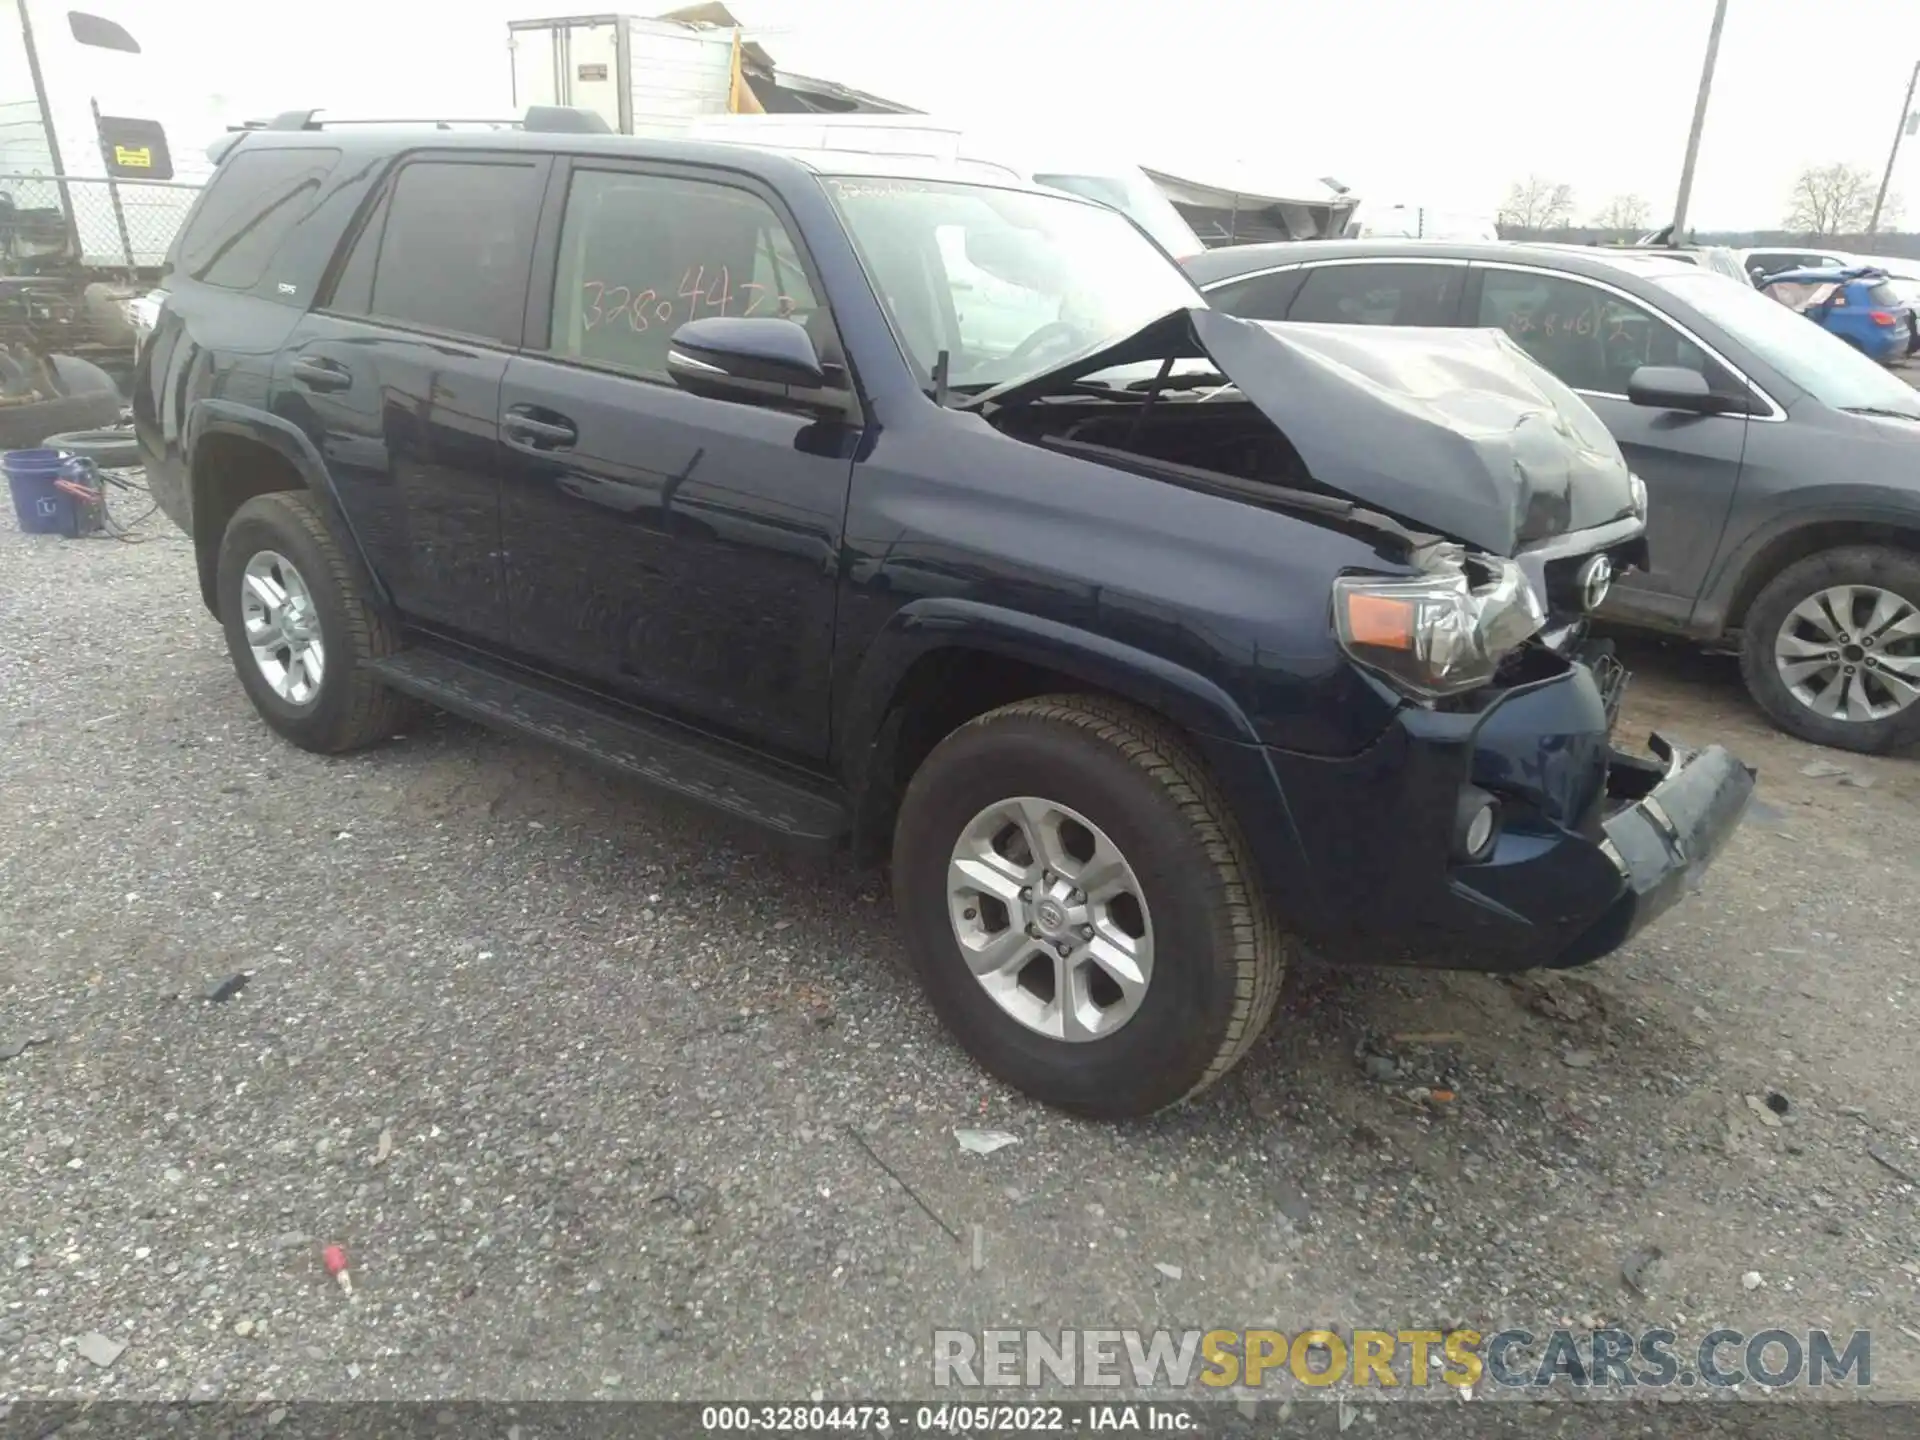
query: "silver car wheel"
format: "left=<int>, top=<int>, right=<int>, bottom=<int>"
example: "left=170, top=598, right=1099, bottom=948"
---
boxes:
left=240, top=550, right=326, bottom=707
left=1774, top=583, right=1920, bottom=723
left=946, top=795, right=1153, bottom=1042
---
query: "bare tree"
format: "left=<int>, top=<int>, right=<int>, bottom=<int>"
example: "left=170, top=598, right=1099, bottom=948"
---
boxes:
left=1498, top=176, right=1577, bottom=231
left=1591, top=193, right=1651, bottom=231
left=1782, top=163, right=1880, bottom=235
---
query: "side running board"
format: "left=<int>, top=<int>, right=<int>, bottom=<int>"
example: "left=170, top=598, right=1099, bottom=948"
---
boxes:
left=369, top=647, right=849, bottom=848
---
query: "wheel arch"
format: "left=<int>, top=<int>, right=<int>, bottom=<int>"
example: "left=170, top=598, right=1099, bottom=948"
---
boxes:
left=185, top=401, right=389, bottom=622
left=837, top=599, right=1314, bottom=915
left=1705, top=508, right=1920, bottom=637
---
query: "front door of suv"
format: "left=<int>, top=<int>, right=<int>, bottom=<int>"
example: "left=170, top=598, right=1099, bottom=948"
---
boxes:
left=496, top=161, right=860, bottom=760
left=276, top=152, right=549, bottom=643
left=1467, top=264, right=1758, bottom=625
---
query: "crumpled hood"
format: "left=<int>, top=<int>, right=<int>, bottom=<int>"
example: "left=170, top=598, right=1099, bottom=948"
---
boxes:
left=982, top=307, right=1642, bottom=556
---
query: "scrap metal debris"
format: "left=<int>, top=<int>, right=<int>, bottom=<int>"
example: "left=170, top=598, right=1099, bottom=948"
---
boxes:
left=954, top=1129, right=1019, bottom=1156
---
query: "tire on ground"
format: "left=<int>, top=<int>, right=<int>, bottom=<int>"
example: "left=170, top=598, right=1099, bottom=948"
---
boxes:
left=1739, top=543, right=1920, bottom=754
left=891, top=693, right=1286, bottom=1118
left=216, top=489, right=410, bottom=754
left=41, top=427, right=139, bottom=467
left=0, top=385, right=123, bottom=450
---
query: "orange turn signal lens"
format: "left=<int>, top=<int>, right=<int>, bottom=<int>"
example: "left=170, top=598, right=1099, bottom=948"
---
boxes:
left=1343, top=592, right=1417, bottom=650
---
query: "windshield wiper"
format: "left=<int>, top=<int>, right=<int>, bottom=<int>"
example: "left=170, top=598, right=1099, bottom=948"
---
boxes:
left=1124, top=370, right=1232, bottom=392
left=1841, top=405, right=1920, bottom=421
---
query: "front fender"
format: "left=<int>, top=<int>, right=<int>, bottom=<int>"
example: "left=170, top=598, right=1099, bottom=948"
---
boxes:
left=186, top=400, right=392, bottom=618
left=837, top=596, right=1318, bottom=919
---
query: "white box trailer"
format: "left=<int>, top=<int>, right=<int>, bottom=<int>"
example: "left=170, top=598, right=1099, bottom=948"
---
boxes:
left=508, top=14, right=742, bottom=138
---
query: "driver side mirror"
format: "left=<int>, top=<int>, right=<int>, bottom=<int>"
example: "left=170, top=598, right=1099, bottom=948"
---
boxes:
left=1627, top=364, right=1730, bottom=415
left=666, top=317, right=852, bottom=416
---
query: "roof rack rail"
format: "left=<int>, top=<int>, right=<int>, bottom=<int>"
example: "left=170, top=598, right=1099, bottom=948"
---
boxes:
left=227, top=106, right=613, bottom=136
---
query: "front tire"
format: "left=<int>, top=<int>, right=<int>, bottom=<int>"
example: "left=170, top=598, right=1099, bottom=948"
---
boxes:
left=1739, top=545, right=1920, bottom=753
left=216, top=490, right=409, bottom=754
left=892, top=695, right=1285, bottom=1118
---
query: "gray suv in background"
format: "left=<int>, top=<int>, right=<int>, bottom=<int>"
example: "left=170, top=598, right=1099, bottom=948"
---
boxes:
left=1190, top=240, right=1920, bottom=754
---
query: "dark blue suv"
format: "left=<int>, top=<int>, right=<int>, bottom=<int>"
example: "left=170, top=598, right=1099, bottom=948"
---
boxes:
left=134, top=111, right=1751, bottom=1117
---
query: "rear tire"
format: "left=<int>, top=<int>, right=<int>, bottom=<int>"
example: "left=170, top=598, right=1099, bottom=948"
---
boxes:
left=216, top=489, right=410, bottom=754
left=892, top=694, right=1286, bottom=1117
left=1739, top=544, right=1920, bottom=753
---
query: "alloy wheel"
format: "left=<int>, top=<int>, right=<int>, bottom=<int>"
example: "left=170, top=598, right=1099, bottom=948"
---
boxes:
left=946, top=795, right=1153, bottom=1042
left=1773, top=583, right=1920, bottom=723
left=240, top=550, right=326, bottom=706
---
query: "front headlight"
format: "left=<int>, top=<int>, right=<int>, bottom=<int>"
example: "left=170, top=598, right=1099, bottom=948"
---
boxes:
left=1332, top=553, right=1545, bottom=701
left=1629, top=472, right=1648, bottom=519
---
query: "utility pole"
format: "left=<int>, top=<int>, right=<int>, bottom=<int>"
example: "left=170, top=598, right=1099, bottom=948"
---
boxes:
left=1670, top=0, right=1731, bottom=240
left=1869, top=59, right=1920, bottom=235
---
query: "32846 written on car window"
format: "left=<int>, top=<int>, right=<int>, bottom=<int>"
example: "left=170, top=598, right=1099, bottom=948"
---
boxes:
left=325, top=158, right=545, bottom=345
left=1476, top=270, right=1724, bottom=396
left=547, top=170, right=822, bottom=380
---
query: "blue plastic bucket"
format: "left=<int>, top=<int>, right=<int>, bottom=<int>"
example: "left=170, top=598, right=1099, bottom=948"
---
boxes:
left=5, top=448, right=89, bottom=536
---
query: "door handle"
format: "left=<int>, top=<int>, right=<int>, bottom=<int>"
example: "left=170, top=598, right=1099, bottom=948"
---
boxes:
left=503, top=407, right=578, bottom=450
left=289, top=357, right=351, bottom=393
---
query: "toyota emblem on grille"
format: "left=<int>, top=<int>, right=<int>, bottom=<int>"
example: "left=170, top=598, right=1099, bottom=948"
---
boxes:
left=1577, top=553, right=1614, bottom=612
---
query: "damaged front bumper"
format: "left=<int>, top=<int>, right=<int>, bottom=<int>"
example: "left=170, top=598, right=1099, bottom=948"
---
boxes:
left=1566, top=734, right=1756, bottom=966
left=1251, top=651, right=1756, bottom=973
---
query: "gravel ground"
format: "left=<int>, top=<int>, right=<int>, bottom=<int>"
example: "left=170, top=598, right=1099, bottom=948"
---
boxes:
left=4, top=497, right=1920, bottom=1417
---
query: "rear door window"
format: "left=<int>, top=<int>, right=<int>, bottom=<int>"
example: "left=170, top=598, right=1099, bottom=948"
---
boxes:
left=325, top=157, right=547, bottom=346
left=1204, top=268, right=1305, bottom=321
left=167, top=146, right=340, bottom=292
left=1286, top=262, right=1466, bottom=326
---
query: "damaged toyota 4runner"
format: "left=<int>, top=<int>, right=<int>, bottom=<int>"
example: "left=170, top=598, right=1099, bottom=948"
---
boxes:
left=136, top=117, right=1755, bottom=1117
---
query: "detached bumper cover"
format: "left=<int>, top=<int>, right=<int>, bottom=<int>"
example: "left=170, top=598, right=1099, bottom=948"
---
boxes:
left=1569, top=735, right=1756, bottom=963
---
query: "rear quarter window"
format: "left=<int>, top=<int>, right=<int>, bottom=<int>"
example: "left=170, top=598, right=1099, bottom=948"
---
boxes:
left=166, top=146, right=342, bottom=295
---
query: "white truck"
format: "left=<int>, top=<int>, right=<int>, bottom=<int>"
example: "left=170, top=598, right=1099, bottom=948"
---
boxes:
left=0, top=0, right=213, bottom=271
left=0, top=0, right=210, bottom=428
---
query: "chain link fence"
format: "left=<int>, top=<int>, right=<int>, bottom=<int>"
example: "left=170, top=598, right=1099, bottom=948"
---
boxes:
left=0, top=172, right=200, bottom=362
left=0, top=170, right=200, bottom=273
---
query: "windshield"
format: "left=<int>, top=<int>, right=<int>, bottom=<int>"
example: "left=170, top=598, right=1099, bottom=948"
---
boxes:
left=1030, top=170, right=1202, bottom=257
left=821, top=175, right=1203, bottom=392
left=1655, top=269, right=1920, bottom=414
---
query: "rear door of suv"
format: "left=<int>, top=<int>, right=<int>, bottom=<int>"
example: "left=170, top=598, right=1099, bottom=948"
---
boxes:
left=274, top=151, right=550, bottom=644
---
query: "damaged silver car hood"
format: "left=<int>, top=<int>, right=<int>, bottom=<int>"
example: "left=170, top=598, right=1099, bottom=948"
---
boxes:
left=974, top=307, right=1642, bottom=557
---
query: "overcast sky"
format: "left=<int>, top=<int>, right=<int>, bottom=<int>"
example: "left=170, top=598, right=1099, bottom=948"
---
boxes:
left=112, top=0, right=1920, bottom=228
